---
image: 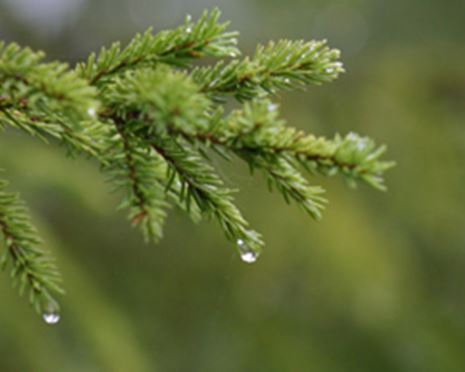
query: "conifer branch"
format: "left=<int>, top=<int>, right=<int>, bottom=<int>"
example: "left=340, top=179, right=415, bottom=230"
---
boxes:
left=100, top=68, right=262, bottom=248
left=151, top=136, right=263, bottom=254
left=192, top=39, right=344, bottom=101
left=0, top=8, right=394, bottom=318
left=0, top=42, right=98, bottom=118
left=100, top=116, right=169, bottom=241
left=169, top=100, right=394, bottom=191
left=0, top=42, right=100, bottom=157
left=101, top=66, right=210, bottom=135
left=0, top=178, right=63, bottom=315
left=0, top=106, right=102, bottom=158
left=79, top=8, right=240, bottom=85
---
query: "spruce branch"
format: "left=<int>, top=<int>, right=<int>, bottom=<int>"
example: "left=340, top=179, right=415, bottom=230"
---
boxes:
left=0, top=42, right=100, bottom=157
left=101, top=116, right=169, bottom=241
left=100, top=112, right=202, bottom=231
left=192, top=39, right=344, bottom=101
left=79, top=8, right=240, bottom=85
left=151, top=136, right=263, bottom=254
left=169, top=100, right=394, bottom=192
left=102, top=66, right=211, bottom=136
left=0, top=8, right=394, bottom=318
left=0, top=42, right=98, bottom=119
left=0, top=178, right=63, bottom=316
left=0, top=106, right=102, bottom=158
left=100, top=69, right=261, bottom=250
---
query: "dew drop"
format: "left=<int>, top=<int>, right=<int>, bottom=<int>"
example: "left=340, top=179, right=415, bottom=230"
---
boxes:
left=185, top=14, right=192, bottom=23
left=284, top=78, right=291, bottom=84
left=186, top=27, right=192, bottom=34
left=43, top=311, right=60, bottom=325
left=325, top=67, right=334, bottom=74
left=241, top=251, right=258, bottom=263
left=237, top=239, right=259, bottom=263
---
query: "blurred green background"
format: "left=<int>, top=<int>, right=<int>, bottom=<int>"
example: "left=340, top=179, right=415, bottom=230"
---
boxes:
left=1, top=0, right=465, bottom=371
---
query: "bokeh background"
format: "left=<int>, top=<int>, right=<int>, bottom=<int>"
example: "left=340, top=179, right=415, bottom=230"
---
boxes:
left=1, top=0, right=464, bottom=371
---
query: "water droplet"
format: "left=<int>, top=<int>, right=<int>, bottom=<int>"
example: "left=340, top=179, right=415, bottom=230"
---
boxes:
left=87, top=107, right=96, bottom=118
left=186, top=27, right=192, bottom=34
left=43, top=311, right=60, bottom=325
left=229, top=52, right=237, bottom=58
left=185, top=14, right=192, bottom=23
left=237, top=239, right=259, bottom=263
left=325, top=68, right=334, bottom=74
left=284, top=78, right=291, bottom=84
left=241, top=251, right=258, bottom=263
left=267, top=103, right=278, bottom=112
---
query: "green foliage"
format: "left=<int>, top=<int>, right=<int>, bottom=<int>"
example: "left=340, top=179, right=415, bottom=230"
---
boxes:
left=0, top=179, right=63, bottom=315
left=193, top=39, right=344, bottom=101
left=78, top=9, right=240, bottom=85
left=0, top=42, right=100, bottom=157
left=0, top=8, right=393, bottom=318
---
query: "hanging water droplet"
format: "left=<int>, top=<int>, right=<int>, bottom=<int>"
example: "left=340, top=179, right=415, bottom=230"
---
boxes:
left=237, top=239, right=259, bottom=263
left=229, top=52, right=237, bottom=58
left=241, top=251, right=258, bottom=263
left=325, top=67, right=334, bottom=74
left=185, top=14, right=192, bottom=23
left=284, top=78, right=291, bottom=84
left=43, top=311, right=60, bottom=325
left=186, top=27, right=192, bottom=34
